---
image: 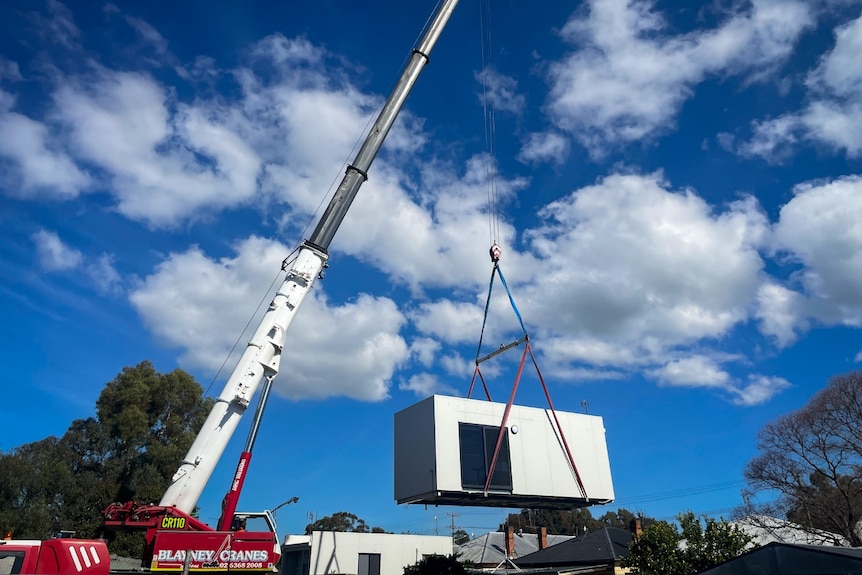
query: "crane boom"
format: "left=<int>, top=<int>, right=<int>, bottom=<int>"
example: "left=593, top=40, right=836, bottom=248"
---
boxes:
left=160, top=0, right=461, bottom=514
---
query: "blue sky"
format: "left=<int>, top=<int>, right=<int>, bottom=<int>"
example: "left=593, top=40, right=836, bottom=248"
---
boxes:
left=2, top=0, right=862, bottom=540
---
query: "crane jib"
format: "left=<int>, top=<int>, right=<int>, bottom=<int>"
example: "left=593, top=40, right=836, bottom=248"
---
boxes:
left=157, top=0, right=461, bottom=515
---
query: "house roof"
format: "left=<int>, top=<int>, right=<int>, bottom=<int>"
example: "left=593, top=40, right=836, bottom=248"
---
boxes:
left=514, top=527, right=631, bottom=567
left=731, top=515, right=849, bottom=547
left=457, top=531, right=574, bottom=566
left=697, top=541, right=862, bottom=575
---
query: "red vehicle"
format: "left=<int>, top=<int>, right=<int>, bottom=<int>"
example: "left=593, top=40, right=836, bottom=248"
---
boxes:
left=0, top=537, right=110, bottom=575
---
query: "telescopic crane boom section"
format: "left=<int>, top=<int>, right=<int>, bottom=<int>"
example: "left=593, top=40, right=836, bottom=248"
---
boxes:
left=159, top=0, right=461, bottom=516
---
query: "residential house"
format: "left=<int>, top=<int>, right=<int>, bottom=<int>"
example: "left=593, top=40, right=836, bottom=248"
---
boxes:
left=457, top=527, right=574, bottom=570
left=513, top=526, right=632, bottom=575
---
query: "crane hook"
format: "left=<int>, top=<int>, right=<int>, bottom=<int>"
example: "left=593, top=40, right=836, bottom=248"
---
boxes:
left=489, top=244, right=502, bottom=263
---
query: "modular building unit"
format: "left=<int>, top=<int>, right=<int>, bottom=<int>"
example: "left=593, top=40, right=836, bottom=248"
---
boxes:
left=394, top=395, right=614, bottom=508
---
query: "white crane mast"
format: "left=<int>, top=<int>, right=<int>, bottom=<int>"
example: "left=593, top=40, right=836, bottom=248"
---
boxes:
left=160, top=0, right=461, bottom=514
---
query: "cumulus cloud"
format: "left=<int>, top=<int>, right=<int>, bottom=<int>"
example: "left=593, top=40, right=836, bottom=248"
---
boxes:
left=771, top=175, right=862, bottom=324
left=129, top=236, right=410, bottom=401
left=729, top=375, right=791, bottom=406
left=410, top=300, right=486, bottom=344
left=651, top=355, right=731, bottom=388
left=399, top=373, right=458, bottom=398
left=410, top=337, right=441, bottom=367
left=650, top=356, right=789, bottom=405
left=755, top=281, right=806, bottom=346
left=32, top=229, right=83, bottom=271
left=518, top=132, right=570, bottom=165
left=476, top=68, right=525, bottom=115
left=0, top=90, right=91, bottom=197
left=545, top=0, right=812, bottom=153
left=523, top=172, right=768, bottom=348
left=54, top=71, right=261, bottom=226
left=737, top=14, right=862, bottom=159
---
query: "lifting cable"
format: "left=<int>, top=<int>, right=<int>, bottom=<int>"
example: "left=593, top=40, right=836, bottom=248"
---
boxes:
left=470, top=0, right=588, bottom=501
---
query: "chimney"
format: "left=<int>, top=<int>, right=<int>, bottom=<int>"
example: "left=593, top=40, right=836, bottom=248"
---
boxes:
left=629, top=518, right=642, bottom=538
left=538, top=527, right=548, bottom=550
left=505, top=526, right=515, bottom=558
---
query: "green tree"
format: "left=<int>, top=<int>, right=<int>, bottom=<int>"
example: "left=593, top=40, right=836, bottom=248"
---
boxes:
left=403, top=554, right=468, bottom=575
left=0, top=361, right=213, bottom=558
left=0, top=438, right=75, bottom=539
left=626, top=521, right=685, bottom=575
left=741, top=371, right=862, bottom=546
left=503, top=508, right=603, bottom=535
left=503, top=507, right=654, bottom=535
left=625, top=512, right=752, bottom=575
left=305, top=512, right=384, bottom=535
left=453, top=528, right=470, bottom=545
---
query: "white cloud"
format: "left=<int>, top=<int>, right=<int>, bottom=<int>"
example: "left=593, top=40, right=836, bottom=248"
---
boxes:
left=32, top=229, right=83, bottom=271
left=86, top=254, right=123, bottom=296
left=738, top=14, right=862, bottom=159
left=54, top=71, right=261, bottom=226
left=410, top=337, right=441, bottom=368
left=129, top=236, right=410, bottom=401
left=0, top=90, right=91, bottom=197
left=755, top=281, right=806, bottom=346
left=518, top=132, right=570, bottom=165
left=523, top=172, right=768, bottom=348
left=476, top=68, right=525, bottom=115
left=410, top=300, right=485, bottom=344
left=772, top=175, right=862, bottom=324
left=545, top=0, right=812, bottom=153
left=651, top=356, right=731, bottom=388
left=651, top=356, right=789, bottom=405
left=735, top=115, right=802, bottom=160
left=329, top=155, right=530, bottom=293
left=729, top=375, right=791, bottom=406
left=399, top=373, right=458, bottom=398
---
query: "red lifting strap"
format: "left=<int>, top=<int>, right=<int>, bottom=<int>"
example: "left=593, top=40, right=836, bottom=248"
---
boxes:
left=480, top=340, right=588, bottom=500
left=469, top=247, right=589, bottom=501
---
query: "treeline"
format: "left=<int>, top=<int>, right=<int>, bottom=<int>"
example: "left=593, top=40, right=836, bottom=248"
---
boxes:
left=502, top=506, right=656, bottom=535
left=0, top=361, right=212, bottom=556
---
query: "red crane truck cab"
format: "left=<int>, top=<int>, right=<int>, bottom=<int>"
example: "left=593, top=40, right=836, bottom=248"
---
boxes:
left=0, top=537, right=110, bottom=575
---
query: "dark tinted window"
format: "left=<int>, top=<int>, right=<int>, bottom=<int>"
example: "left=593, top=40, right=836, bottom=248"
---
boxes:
left=459, top=423, right=513, bottom=491
left=358, top=553, right=381, bottom=575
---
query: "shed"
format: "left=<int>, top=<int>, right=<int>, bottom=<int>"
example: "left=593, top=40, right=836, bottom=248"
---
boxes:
left=697, top=542, right=862, bottom=575
left=394, top=395, right=614, bottom=509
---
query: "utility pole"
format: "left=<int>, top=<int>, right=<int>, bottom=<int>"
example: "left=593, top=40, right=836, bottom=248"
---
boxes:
left=448, top=512, right=460, bottom=538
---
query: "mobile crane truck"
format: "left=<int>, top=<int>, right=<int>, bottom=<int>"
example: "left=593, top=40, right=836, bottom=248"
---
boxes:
left=7, top=1, right=460, bottom=573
